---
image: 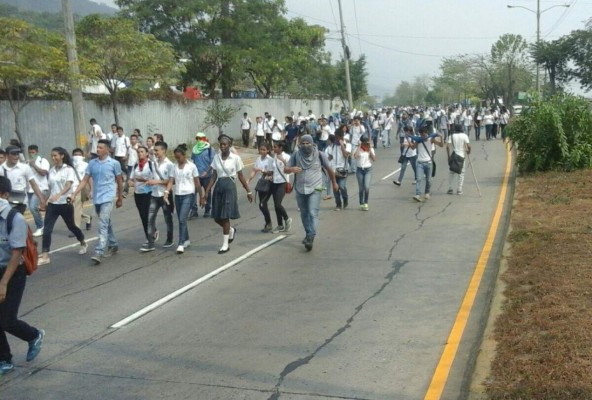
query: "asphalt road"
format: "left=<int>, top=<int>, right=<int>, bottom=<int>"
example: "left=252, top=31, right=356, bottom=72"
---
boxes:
left=0, top=136, right=513, bottom=400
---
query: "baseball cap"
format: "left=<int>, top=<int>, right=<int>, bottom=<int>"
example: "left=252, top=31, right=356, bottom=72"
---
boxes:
left=5, top=145, right=21, bottom=154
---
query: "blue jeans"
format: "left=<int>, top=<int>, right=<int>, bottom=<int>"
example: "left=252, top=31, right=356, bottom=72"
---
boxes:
left=175, top=194, right=193, bottom=245
left=147, top=196, right=173, bottom=245
left=356, top=167, right=372, bottom=204
left=28, top=191, right=48, bottom=230
left=94, top=201, right=117, bottom=255
left=295, top=190, right=321, bottom=239
left=334, top=176, right=348, bottom=208
left=415, top=161, right=432, bottom=196
left=398, top=155, right=417, bottom=182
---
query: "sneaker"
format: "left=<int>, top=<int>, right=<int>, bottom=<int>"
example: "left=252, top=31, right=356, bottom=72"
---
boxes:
left=183, top=240, right=191, bottom=248
left=424, top=193, right=431, bottom=200
left=362, top=204, right=369, bottom=211
left=284, top=217, right=292, bottom=232
left=343, top=201, right=348, bottom=209
left=359, top=204, right=365, bottom=210
left=334, top=206, right=342, bottom=211
left=33, top=228, right=44, bottom=237
left=304, top=236, right=314, bottom=251
left=91, top=254, right=103, bottom=264
left=153, top=230, right=159, bottom=242
left=140, top=244, right=155, bottom=252
left=26, top=329, right=45, bottom=362
left=412, top=180, right=416, bottom=184
left=0, top=361, right=14, bottom=376
left=104, top=246, right=118, bottom=257
left=393, top=180, right=401, bottom=186
left=272, top=226, right=285, bottom=233
left=261, top=224, right=272, bottom=233
left=457, top=191, right=463, bottom=195
left=162, top=241, right=174, bottom=248
left=79, top=243, right=88, bottom=255
left=413, top=195, right=424, bottom=202
left=176, top=245, right=184, bottom=254
left=447, top=189, right=454, bottom=195
left=38, top=256, right=50, bottom=266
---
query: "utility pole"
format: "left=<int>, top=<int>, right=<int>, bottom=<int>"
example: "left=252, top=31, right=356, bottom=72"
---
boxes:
left=62, top=0, right=86, bottom=149
left=536, top=0, right=541, bottom=94
left=337, top=0, right=354, bottom=111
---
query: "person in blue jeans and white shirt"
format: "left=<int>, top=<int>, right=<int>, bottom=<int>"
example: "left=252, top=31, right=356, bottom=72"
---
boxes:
left=409, top=126, right=444, bottom=202
left=165, top=144, right=203, bottom=254
left=69, top=139, right=123, bottom=264
left=0, top=176, right=44, bottom=376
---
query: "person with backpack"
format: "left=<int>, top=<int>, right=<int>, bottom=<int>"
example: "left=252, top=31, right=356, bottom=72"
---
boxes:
left=130, top=145, right=157, bottom=249
left=0, top=175, right=45, bottom=376
left=37, top=147, right=88, bottom=266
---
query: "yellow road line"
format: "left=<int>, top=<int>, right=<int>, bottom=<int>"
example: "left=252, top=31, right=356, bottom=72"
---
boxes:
left=424, top=148, right=512, bottom=400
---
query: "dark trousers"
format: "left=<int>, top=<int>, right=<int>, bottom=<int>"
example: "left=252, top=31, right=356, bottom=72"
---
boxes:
left=270, top=183, right=288, bottom=226
left=0, top=265, right=38, bottom=363
left=257, top=190, right=272, bottom=225
left=147, top=196, right=173, bottom=245
left=134, top=192, right=151, bottom=241
left=334, top=176, right=349, bottom=208
left=191, top=176, right=212, bottom=216
left=242, top=129, right=250, bottom=147
left=42, top=203, right=85, bottom=252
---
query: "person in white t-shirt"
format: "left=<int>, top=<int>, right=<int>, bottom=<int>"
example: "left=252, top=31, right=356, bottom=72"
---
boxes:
left=353, top=135, right=376, bottom=211
left=447, top=124, right=471, bottom=195
left=112, top=127, right=131, bottom=189
left=393, top=126, right=418, bottom=186
left=88, top=118, right=105, bottom=159
left=240, top=112, right=252, bottom=147
left=409, top=125, right=444, bottom=202
left=327, top=131, right=350, bottom=210
left=26, top=145, right=50, bottom=237
left=254, top=116, right=265, bottom=149
left=124, top=133, right=139, bottom=197
left=165, top=144, right=203, bottom=254
left=247, top=143, right=274, bottom=232
left=37, top=147, right=87, bottom=266
left=270, top=141, right=293, bottom=232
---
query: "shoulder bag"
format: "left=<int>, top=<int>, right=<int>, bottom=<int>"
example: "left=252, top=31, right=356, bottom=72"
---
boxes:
left=420, top=140, right=437, bottom=178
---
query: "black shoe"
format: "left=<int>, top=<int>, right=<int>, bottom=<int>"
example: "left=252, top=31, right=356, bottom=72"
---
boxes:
left=162, top=241, right=174, bottom=248
left=104, top=246, right=118, bottom=257
left=218, top=247, right=230, bottom=254
left=304, top=236, right=314, bottom=251
left=343, top=201, right=348, bottom=209
left=86, top=218, right=92, bottom=231
left=229, top=227, right=236, bottom=244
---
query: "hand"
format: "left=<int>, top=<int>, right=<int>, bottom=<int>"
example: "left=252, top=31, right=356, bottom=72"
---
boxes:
left=199, top=196, right=207, bottom=207
left=38, top=201, right=46, bottom=212
left=292, top=167, right=302, bottom=174
left=116, top=198, right=123, bottom=208
left=332, top=182, right=339, bottom=193
left=0, top=283, right=6, bottom=304
left=247, top=193, right=254, bottom=203
left=163, top=194, right=170, bottom=205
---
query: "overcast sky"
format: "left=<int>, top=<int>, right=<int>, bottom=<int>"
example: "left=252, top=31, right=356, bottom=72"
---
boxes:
left=95, top=0, right=591, bottom=98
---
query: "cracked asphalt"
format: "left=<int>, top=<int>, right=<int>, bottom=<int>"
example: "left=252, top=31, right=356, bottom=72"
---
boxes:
left=0, top=137, right=512, bottom=400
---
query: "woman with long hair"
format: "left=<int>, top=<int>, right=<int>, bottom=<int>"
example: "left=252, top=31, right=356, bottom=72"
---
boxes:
left=37, top=147, right=87, bottom=265
left=270, top=140, right=292, bottom=233
left=353, top=135, right=376, bottom=211
left=166, top=144, right=202, bottom=254
left=202, top=135, right=253, bottom=254
left=247, top=143, right=274, bottom=232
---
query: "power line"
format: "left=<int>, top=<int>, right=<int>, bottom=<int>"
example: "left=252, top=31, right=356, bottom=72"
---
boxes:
left=544, top=0, right=577, bottom=37
left=352, top=0, right=363, bottom=54
left=285, top=10, right=338, bottom=27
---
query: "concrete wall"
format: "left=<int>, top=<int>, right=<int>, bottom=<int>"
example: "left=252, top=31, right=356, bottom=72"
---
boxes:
left=0, top=98, right=336, bottom=156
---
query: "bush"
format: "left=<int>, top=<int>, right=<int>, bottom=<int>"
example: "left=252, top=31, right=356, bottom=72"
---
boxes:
left=507, top=94, right=592, bottom=172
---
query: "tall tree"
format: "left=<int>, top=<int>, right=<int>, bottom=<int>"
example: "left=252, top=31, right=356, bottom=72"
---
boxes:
left=564, top=28, right=592, bottom=91
left=531, top=39, right=570, bottom=94
left=490, top=34, right=530, bottom=105
left=0, top=17, right=67, bottom=146
left=76, top=14, right=179, bottom=125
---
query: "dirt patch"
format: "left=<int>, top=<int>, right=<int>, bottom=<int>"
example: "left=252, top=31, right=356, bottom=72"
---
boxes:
left=484, top=169, right=592, bottom=399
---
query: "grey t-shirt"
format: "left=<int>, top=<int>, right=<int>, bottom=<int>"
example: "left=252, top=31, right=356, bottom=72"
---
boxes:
left=288, top=150, right=330, bottom=195
left=0, top=199, right=27, bottom=269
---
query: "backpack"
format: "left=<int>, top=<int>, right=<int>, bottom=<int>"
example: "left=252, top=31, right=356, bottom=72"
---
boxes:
left=6, top=208, right=38, bottom=275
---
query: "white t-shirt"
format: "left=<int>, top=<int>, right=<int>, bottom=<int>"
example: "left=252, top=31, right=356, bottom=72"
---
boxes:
left=462, top=114, right=473, bottom=127
left=241, top=117, right=252, bottom=130
left=416, top=139, right=435, bottom=163
left=127, top=145, right=138, bottom=167
left=151, top=158, right=174, bottom=198
left=130, top=160, right=156, bottom=194
left=350, top=125, right=366, bottom=146
left=401, top=137, right=417, bottom=158
left=171, top=162, right=199, bottom=196
left=28, top=157, right=50, bottom=192
left=326, top=142, right=350, bottom=170
left=256, top=121, right=265, bottom=137
left=71, top=156, right=88, bottom=192
left=254, top=155, right=273, bottom=180
left=112, top=135, right=130, bottom=157
left=448, top=132, right=470, bottom=158
left=211, top=153, right=244, bottom=179
left=1, top=162, right=34, bottom=192
left=89, top=124, right=105, bottom=154
left=483, top=114, right=494, bottom=125
left=272, top=152, right=291, bottom=184
left=320, top=125, right=331, bottom=141
left=355, top=147, right=375, bottom=169
left=48, top=164, right=76, bottom=204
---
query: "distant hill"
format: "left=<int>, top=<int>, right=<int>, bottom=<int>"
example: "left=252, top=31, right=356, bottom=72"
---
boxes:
left=0, top=0, right=117, bottom=15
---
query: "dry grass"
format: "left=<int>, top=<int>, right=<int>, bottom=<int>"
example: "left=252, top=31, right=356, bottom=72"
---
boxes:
left=486, top=169, right=592, bottom=399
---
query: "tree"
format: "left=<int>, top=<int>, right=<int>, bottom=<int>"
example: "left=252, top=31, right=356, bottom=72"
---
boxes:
left=0, top=17, right=67, bottom=147
left=76, top=14, right=179, bottom=125
left=201, top=98, right=241, bottom=136
left=531, top=39, right=570, bottom=94
left=490, top=34, right=530, bottom=106
left=564, top=28, right=592, bottom=91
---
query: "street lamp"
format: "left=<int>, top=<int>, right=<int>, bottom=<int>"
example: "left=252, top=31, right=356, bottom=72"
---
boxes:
left=507, top=1, right=570, bottom=94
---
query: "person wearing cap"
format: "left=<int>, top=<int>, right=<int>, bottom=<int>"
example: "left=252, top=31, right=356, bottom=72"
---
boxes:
left=0, top=145, right=46, bottom=215
left=285, top=134, right=338, bottom=251
left=190, top=132, right=214, bottom=218
left=0, top=175, right=45, bottom=376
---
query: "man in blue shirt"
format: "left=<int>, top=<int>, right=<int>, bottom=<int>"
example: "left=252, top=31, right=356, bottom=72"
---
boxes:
left=70, top=139, right=123, bottom=264
left=283, top=116, right=299, bottom=154
left=0, top=176, right=44, bottom=375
